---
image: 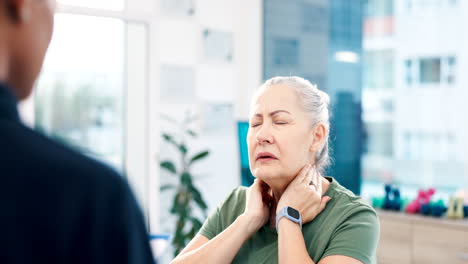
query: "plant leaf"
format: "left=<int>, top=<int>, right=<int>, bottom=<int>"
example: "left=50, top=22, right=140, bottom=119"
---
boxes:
left=160, top=160, right=177, bottom=174
left=186, top=129, right=197, bottom=137
left=179, top=143, right=188, bottom=155
left=170, top=193, right=181, bottom=214
left=160, top=184, right=176, bottom=192
left=171, top=192, right=188, bottom=215
left=189, top=150, right=210, bottom=165
left=162, top=133, right=174, bottom=143
left=189, top=185, right=208, bottom=211
left=190, top=217, right=203, bottom=230
left=162, top=133, right=180, bottom=149
left=181, top=172, right=193, bottom=186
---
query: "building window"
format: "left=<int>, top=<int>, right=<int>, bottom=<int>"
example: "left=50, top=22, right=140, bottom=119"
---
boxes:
left=364, top=50, right=394, bottom=90
left=273, top=38, right=299, bottom=66
left=365, top=122, right=394, bottom=157
left=301, top=3, right=327, bottom=33
left=404, top=59, right=413, bottom=86
left=406, top=0, right=412, bottom=11
left=366, top=0, right=394, bottom=17
left=445, top=56, right=456, bottom=84
left=419, top=58, right=441, bottom=84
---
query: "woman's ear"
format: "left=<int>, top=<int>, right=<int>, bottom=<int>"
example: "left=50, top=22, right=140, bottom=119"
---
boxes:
left=309, top=123, right=327, bottom=153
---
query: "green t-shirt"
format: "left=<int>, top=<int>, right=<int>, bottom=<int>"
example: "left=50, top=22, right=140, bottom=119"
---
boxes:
left=199, top=177, right=380, bottom=264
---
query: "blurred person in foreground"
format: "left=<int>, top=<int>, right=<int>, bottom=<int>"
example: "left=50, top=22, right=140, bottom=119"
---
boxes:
left=0, top=0, right=154, bottom=263
left=172, top=76, right=380, bottom=264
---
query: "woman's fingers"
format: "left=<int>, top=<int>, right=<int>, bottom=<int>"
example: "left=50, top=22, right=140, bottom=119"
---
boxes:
left=307, top=166, right=315, bottom=187
left=252, top=179, right=259, bottom=188
left=316, top=167, right=323, bottom=195
left=319, top=196, right=332, bottom=212
left=298, top=164, right=312, bottom=184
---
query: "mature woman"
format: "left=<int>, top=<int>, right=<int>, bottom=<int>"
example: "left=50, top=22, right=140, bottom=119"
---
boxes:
left=172, top=76, right=379, bottom=264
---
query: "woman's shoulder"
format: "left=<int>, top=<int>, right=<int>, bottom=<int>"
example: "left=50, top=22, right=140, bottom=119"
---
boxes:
left=216, top=186, right=248, bottom=214
left=326, top=177, right=377, bottom=218
left=207, top=186, right=248, bottom=231
left=226, top=186, right=248, bottom=200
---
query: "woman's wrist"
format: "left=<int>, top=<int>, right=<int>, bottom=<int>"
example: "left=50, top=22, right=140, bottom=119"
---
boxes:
left=276, top=203, right=289, bottom=214
left=238, top=212, right=265, bottom=236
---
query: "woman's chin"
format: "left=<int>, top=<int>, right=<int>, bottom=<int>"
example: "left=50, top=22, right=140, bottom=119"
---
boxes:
left=253, top=168, right=274, bottom=180
left=254, top=170, right=290, bottom=185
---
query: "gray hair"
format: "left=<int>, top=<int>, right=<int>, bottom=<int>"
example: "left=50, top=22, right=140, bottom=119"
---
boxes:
left=256, top=76, right=331, bottom=175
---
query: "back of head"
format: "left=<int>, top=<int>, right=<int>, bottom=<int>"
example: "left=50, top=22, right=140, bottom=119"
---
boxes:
left=0, top=0, right=55, bottom=100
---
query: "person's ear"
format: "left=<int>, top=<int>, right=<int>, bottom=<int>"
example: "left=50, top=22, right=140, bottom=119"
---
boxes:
left=309, top=123, right=327, bottom=153
left=6, top=0, right=31, bottom=24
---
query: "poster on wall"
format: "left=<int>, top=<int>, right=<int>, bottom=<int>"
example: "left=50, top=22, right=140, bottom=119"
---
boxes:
left=160, top=64, right=196, bottom=103
left=202, top=29, right=233, bottom=63
left=161, top=0, right=195, bottom=17
left=201, top=103, right=234, bottom=135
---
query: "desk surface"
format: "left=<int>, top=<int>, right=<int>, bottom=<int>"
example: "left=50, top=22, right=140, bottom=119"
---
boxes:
left=377, top=210, right=468, bottom=230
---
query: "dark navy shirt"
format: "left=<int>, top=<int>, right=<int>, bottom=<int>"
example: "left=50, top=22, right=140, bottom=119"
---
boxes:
left=0, top=83, right=154, bottom=264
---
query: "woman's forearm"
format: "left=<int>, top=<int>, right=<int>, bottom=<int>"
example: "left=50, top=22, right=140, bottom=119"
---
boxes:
left=172, top=214, right=258, bottom=264
left=277, top=219, right=314, bottom=264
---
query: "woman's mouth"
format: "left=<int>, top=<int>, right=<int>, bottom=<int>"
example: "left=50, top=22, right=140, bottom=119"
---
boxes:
left=256, top=152, right=278, bottom=162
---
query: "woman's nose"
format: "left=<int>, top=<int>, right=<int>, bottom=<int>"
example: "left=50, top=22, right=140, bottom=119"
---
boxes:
left=256, top=125, right=274, bottom=144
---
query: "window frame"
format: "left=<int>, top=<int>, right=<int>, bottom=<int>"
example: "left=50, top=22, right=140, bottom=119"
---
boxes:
left=19, top=0, right=161, bottom=233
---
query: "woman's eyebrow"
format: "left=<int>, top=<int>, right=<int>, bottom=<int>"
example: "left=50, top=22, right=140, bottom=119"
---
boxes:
left=270, top=110, right=291, bottom=116
left=253, top=110, right=291, bottom=118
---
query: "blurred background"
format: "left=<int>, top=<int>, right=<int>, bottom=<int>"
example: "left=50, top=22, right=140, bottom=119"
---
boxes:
left=18, top=0, right=468, bottom=263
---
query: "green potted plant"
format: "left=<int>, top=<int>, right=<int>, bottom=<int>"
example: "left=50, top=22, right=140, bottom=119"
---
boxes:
left=159, top=113, right=210, bottom=257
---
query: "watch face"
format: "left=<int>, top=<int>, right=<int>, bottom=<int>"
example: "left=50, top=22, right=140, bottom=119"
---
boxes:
left=287, top=207, right=300, bottom=219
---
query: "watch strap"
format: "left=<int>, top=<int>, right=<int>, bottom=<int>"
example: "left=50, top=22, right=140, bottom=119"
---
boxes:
left=276, top=206, right=302, bottom=232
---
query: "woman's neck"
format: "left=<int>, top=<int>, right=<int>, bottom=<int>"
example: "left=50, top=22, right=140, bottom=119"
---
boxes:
left=271, top=186, right=286, bottom=204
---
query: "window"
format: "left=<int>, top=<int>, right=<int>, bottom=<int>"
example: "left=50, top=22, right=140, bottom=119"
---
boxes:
left=414, top=56, right=456, bottom=85
left=419, top=58, right=441, bottom=84
left=35, top=14, right=125, bottom=170
left=445, top=56, right=456, bottom=84
left=365, top=122, right=393, bottom=156
left=364, top=50, right=394, bottom=90
left=27, top=0, right=155, bottom=221
left=406, top=0, right=459, bottom=11
left=273, top=38, right=299, bottom=66
left=406, top=0, right=412, bottom=11
left=403, top=132, right=412, bottom=160
left=366, top=0, right=394, bottom=17
left=404, top=59, right=413, bottom=85
left=301, top=3, right=327, bottom=33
